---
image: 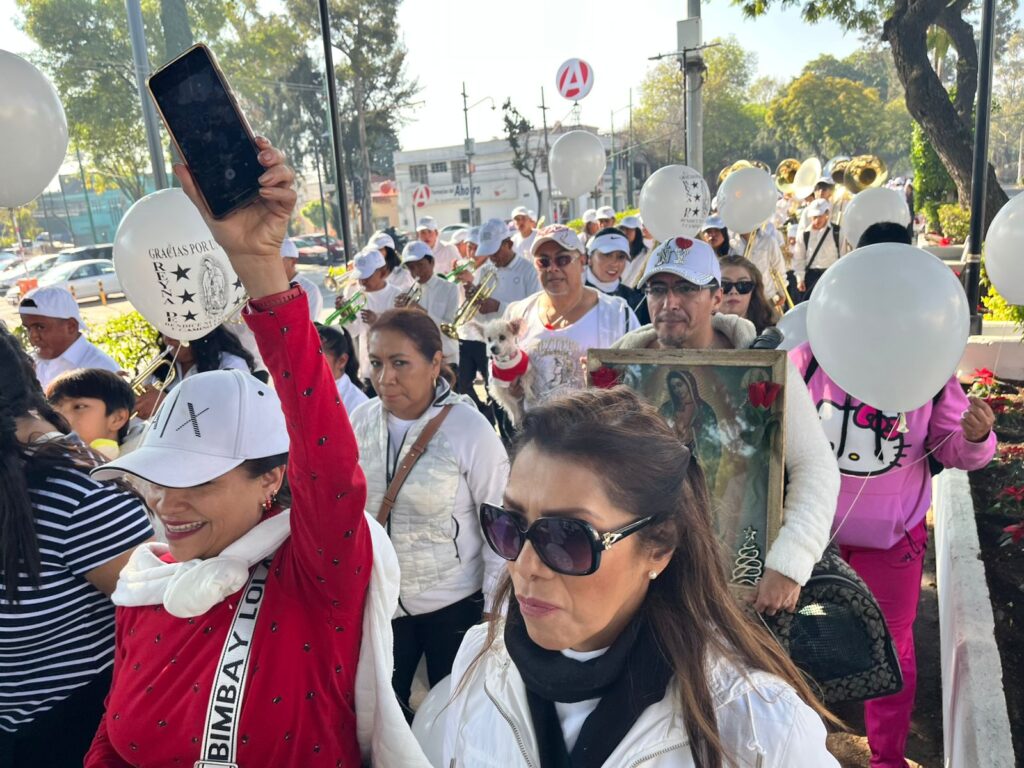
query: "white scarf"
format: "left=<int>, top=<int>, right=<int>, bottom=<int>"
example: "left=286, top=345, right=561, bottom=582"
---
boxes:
left=586, top=266, right=621, bottom=293
left=112, top=512, right=292, bottom=618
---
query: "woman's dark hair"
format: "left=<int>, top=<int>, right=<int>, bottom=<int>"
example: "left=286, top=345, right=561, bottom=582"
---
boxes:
left=370, top=308, right=454, bottom=385
left=857, top=221, right=913, bottom=247
left=718, top=255, right=780, bottom=334
left=316, top=323, right=364, bottom=392
left=0, top=325, right=85, bottom=602
left=666, top=369, right=701, bottom=407
left=242, top=452, right=291, bottom=510
left=704, top=227, right=733, bottom=257
left=382, top=246, right=401, bottom=275
left=188, top=326, right=257, bottom=375
left=618, top=224, right=647, bottom=258
left=46, top=368, right=136, bottom=443
left=476, top=388, right=837, bottom=768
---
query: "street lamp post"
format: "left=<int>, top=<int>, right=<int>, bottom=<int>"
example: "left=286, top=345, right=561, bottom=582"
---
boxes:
left=461, top=84, right=495, bottom=226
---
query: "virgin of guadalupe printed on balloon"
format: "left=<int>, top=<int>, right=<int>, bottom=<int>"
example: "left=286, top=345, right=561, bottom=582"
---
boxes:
left=588, top=348, right=787, bottom=592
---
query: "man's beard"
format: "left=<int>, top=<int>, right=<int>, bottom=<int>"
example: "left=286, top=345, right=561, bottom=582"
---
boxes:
left=654, top=314, right=690, bottom=348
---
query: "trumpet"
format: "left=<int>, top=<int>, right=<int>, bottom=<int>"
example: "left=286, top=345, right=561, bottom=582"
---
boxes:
left=443, top=261, right=476, bottom=282
left=324, top=265, right=352, bottom=292
left=395, top=282, right=423, bottom=308
left=440, top=271, right=496, bottom=340
left=325, top=291, right=366, bottom=326
left=130, top=350, right=175, bottom=396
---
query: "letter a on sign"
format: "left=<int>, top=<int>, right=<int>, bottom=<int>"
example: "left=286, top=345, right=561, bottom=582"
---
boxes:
left=412, top=185, right=431, bottom=209
left=556, top=59, right=594, bottom=101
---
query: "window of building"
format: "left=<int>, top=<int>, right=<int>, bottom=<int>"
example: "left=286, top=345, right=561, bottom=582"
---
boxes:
left=459, top=208, right=480, bottom=226
left=451, top=160, right=468, bottom=184
left=410, top=164, right=429, bottom=184
left=430, top=161, right=448, bottom=174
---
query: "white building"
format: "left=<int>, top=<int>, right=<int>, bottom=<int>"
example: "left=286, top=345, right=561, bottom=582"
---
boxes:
left=392, top=128, right=648, bottom=230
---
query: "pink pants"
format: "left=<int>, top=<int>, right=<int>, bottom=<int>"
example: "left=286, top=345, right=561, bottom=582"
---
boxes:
left=840, top=521, right=928, bottom=768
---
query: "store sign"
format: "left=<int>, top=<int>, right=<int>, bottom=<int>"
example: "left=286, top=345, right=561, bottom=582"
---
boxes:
left=406, top=181, right=516, bottom=204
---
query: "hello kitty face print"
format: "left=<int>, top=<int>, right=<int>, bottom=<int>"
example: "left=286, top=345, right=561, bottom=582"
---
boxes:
left=817, top=398, right=908, bottom=476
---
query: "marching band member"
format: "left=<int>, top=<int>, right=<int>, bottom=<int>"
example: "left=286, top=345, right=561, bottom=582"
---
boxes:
left=796, top=178, right=836, bottom=237
left=416, top=216, right=459, bottom=274
left=717, top=255, right=781, bottom=335
left=581, top=208, right=600, bottom=245
left=451, top=228, right=471, bottom=261
left=511, top=205, right=537, bottom=261
left=793, top=198, right=841, bottom=301
left=338, top=248, right=403, bottom=389
left=280, top=238, right=324, bottom=320
left=396, top=241, right=461, bottom=369
left=316, top=323, right=369, bottom=414
left=730, top=221, right=787, bottom=307
left=585, top=227, right=649, bottom=324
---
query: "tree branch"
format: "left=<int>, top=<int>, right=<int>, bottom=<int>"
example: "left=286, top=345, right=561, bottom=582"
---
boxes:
left=936, top=4, right=979, bottom=122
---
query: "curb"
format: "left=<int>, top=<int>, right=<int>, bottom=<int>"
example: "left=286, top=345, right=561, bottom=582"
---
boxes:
left=934, top=469, right=1015, bottom=768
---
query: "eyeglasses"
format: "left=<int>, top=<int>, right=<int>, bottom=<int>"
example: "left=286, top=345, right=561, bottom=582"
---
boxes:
left=721, top=280, right=755, bottom=295
left=643, top=281, right=712, bottom=299
left=534, top=252, right=580, bottom=270
left=479, top=502, right=655, bottom=576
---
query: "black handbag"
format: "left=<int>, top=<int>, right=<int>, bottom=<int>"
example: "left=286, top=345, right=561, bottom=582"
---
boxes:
left=762, top=546, right=904, bottom=704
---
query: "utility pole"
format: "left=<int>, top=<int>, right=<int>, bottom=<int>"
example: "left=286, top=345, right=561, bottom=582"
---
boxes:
left=1017, top=130, right=1022, bottom=185
left=313, top=132, right=330, bottom=239
left=964, top=0, right=998, bottom=336
left=58, top=174, right=76, bottom=246
left=679, top=2, right=704, bottom=173
left=610, top=111, right=617, bottom=212
left=75, top=146, right=99, bottom=244
left=627, top=89, right=635, bottom=207
left=540, top=87, right=554, bottom=222
left=125, top=0, right=169, bottom=190
left=462, top=83, right=477, bottom=226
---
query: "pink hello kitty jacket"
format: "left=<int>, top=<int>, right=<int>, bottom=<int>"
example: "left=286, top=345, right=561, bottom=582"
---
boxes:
left=790, top=343, right=996, bottom=550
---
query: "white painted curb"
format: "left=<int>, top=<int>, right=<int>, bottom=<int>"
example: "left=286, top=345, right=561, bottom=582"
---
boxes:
left=934, top=469, right=1015, bottom=768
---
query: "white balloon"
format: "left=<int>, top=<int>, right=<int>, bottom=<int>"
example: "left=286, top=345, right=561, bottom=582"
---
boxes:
left=549, top=130, right=606, bottom=198
left=113, top=189, right=246, bottom=342
left=0, top=50, right=69, bottom=207
left=717, top=168, right=777, bottom=234
left=638, top=165, right=711, bottom=240
left=791, top=158, right=822, bottom=199
left=807, top=244, right=969, bottom=412
left=411, top=675, right=451, bottom=768
left=776, top=302, right=809, bottom=351
left=840, top=188, right=912, bottom=249
left=984, top=192, right=1024, bottom=304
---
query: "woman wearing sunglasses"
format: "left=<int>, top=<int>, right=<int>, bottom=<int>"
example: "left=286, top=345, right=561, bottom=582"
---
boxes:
left=443, top=388, right=837, bottom=768
left=717, top=255, right=780, bottom=334
left=503, top=225, right=639, bottom=414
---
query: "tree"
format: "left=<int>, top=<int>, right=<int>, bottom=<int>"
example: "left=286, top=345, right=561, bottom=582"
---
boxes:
left=731, top=0, right=1017, bottom=230
left=767, top=73, right=882, bottom=157
left=502, top=100, right=545, bottom=213
left=632, top=59, right=685, bottom=167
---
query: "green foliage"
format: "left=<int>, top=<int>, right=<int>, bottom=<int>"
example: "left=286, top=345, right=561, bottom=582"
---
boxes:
left=564, top=209, right=639, bottom=233
left=300, top=200, right=336, bottom=234
left=982, top=275, right=1024, bottom=332
left=937, top=204, right=971, bottom=242
left=767, top=73, right=882, bottom=157
left=910, top=122, right=956, bottom=229
left=85, top=312, right=161, bottom=375
left=0, top=202, right=40, bottom=246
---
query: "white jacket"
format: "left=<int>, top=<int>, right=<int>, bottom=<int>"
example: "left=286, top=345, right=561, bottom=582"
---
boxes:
left=442, top=623, right=838, bottom=768
left=613, top=314, right=840, bottom=585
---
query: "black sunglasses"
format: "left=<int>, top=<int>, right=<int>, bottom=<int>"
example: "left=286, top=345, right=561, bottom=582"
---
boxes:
left=534, top=252, right=580, bottom=270
left=479, top=503, right=655, bottom=576
left=721, top=280, right=755, bottom=295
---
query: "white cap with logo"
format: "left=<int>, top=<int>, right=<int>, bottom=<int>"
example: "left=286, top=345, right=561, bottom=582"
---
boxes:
left=510, top=206, right=529, bottom=218
left=476, top=218, right=512, bottom=258
left=529, top=225, right=585, bottom=258
left=368, top=231, right=395, bottom=251
left=638, top=236, right=721, bottom=288
left=353, top=248, right=387, bottom=279
left=597, top=206, right=616, bottom=220
left=416, top=216, right=438, bottom=232
left=807, top=198, right=833, bottom=217
left=588, top=230, right=630, bottom=255
left=93, top=369, right=288, bottom=488
left=19, top=286, right=85, bottom=330
left=401, top=241, right=433, bottom=263
left=466, top=226, right=481, bottom=246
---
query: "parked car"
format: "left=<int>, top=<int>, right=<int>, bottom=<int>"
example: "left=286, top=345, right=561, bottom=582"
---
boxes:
left=54, top=243, right=113, bottom=264
left=6, top=258, right=122, bottom=304
left=439, top=224, right=468, bottom=243
left=0, top=254, right=59, bottom=291
left=305, top=233, right=345, bottom=262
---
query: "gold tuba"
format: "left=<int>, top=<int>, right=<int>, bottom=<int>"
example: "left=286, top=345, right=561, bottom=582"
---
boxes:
left=843, top=155, right=888, bottom=194
left=324, top=291, right=366, bottom=326
left=774, top=158, right=800, bottom=194
left=718, top=160, right=753, bottom=186
left=823, top=156, right=851, bottom=187
left=130, top=350, right=175, bottom=396
left=441, top=271, right=496, bottom=340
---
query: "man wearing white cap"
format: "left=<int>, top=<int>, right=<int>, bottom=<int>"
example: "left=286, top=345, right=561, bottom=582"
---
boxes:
left=280, top=238, right=324, bottom=321
left=596, top=205, right=616, bottom=229
left=612, top=236, right=839, bottom=618
left=510, top=205, right=536, bottom=261
left=581, top=208, right=600, bottom=246
left=18, top=286, right=121, bottom=389
left=398, top=241, right=460, bottom=367
left=792, top=198, right=840, bottom=301
left=416, top=216, right=459, bottom=274
left=450, top=228, right=471, bottom=260
left=338, top=248, right=402, bottom=386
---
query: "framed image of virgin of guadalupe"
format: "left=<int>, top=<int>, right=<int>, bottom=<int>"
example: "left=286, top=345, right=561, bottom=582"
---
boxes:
left=587, top=348, right=787, bottom=593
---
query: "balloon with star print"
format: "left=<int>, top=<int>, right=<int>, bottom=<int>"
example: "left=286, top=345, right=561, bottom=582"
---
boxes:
left=113, top=188, right=247, bottom=341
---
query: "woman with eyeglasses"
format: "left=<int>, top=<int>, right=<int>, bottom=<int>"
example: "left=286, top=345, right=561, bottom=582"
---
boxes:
left=717, top=255, right=780, bottom=334
left=443, top=387, right=838, bottom=768
left=503, top=225, right=639, bottom=414
left=348, top=308, right=508, bottom=720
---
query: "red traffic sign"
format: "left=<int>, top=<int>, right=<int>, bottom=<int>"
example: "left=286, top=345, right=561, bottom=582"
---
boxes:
left=412, top=184, right=431, bottom=208
left=556, top=58, right=594, bottom=101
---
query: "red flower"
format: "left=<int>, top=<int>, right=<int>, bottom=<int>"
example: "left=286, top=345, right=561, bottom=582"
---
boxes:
left=986, top=396, right=1011, bottom=415
left=748, top=381, right=782, bottom=409
left=972, top=368, right=996, bottom=387
left=1000, top=486, right=1024, bottom=503
left=1003, top=522, right=1024, bottom=544
left=590, top=366, right=621, bottom=389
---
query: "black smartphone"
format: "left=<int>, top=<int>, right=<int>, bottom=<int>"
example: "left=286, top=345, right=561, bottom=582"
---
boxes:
left=148, top=44, right=262, bottom=219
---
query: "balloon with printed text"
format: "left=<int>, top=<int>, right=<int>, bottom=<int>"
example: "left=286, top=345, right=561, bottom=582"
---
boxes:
left=548, top=130, right=606, bottom=199
left=638, top=165, right=711, bottom=241
left=113, top=189, right=246, bottom=342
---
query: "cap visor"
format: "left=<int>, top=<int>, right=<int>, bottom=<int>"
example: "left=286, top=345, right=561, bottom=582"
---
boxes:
left=476, top=240, right=501, bottom=258
left=639, top=266, right=715, bottom=288
left=91, top=444, right=244, bottom=488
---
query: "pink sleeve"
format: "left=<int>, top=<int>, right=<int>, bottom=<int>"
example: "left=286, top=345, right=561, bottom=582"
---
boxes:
left=244, top=289, right=372, bottom=606
left=927, top=376, right=997, bottom=470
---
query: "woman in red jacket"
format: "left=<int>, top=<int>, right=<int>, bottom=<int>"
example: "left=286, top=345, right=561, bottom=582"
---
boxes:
left=85, top=140, right=374, bottom=767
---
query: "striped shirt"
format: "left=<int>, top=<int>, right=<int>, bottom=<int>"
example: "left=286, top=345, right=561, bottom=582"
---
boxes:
left=0, top=464, right=152, bottom=733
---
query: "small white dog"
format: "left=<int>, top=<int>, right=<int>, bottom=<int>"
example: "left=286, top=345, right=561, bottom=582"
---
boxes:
left=469, top=317, right=537, bottom=427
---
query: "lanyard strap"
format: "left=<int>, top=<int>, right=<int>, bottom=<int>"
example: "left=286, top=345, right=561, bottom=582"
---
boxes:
left=194, top=558, right=272, bottom=768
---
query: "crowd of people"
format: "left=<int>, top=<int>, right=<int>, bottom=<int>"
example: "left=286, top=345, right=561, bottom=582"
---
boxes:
left=0, top=139, right=997, bottom=768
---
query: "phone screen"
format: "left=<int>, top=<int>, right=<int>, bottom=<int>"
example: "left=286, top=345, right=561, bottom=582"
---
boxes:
left=149, top=46, right=262, bottom=219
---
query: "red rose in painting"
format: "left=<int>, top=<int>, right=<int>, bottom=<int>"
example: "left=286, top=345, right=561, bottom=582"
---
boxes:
left=747, top=381, right=782, bottom=409
left=590, top=366, right=621, bottom=389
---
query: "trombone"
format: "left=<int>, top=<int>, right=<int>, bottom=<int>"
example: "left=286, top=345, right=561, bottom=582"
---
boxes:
left=440, top=271, right=496, bottom=340
left=325, top=291, right=366, bottom=326
left=769, top=268, right=795, bottom=310
left=130, top=350, right=176, bottom=396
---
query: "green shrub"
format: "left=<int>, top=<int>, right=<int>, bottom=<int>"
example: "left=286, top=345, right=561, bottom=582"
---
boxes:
left=910, top=122, right=956, bottom=230
left=564, top=208, right=640, bottom=234
left=982, top=272, right=1024, bottom=333
left=937, top=204, right=971, bottom=242
left=85, top=311, right=161, bottom=376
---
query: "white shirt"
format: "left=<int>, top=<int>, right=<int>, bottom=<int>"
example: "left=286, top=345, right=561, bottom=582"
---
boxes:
left=512, top=229, right=536, bottom=261
left=294, top=274, right=324, bottom=322
left=793, top=224, right=841, bottom=282
left=519, top=304, right=600, bottom=412
left=555, top=646, right=608, bottom=752
left=345, top=282, right=403, bottom=380
left=430, top=241, right=460, bottom=275
left=172, top=352, right=250, bottom=384
left=335, top=373, right=369, bottom=414
left=475, top=257, right=542, bottom=322
left=417, top=275, right=461, bottom=365
left=388, top=267, right=416, bottom=292
left=34, top=334, right=121, bottom=390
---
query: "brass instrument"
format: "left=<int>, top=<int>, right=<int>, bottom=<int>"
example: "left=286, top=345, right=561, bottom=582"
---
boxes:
left=130, top=350, right=175, bottom=396
left=325, top=291, right=366, bottom=326
left=823, top=156, right=851, bottom=187
left=395, top=282, right=423, bottom=307
left=444, top=261, right=476, bottom=282
left=769, top=268, right=795, bottom=310
left=843, top=155, right=888, bottom=194
left=774, top=158, right=800, bottom=194
left=751, top=160, right=772, bottom=174
left=717, top=160, right=753, bottom=186
left=324, top=265, right=352, bottom=292
left=440, top=271, right=496, bottom=340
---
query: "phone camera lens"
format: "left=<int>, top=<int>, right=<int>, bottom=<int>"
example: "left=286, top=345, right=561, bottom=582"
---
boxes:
left=224, top=168, right=236, bottom=181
